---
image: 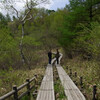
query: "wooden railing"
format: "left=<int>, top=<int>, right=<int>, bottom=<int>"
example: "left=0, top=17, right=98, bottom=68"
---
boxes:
left=0, top=75, right=37, bottom=100
left=66, top=66, right=97, bottom=100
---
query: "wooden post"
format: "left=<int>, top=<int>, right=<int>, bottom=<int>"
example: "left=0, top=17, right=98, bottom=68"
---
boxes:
left=34, top=75, right=37, bottom=84
left=13, top=85, right=18, bottom=100
left=93, top=85, right=97, bottom=100
left=34, top=74, right=37, bottom=78
left=73, top=80, right=76, bottom=84
left=80, top=77, right=83, bottom=86
left=75, top=72, right=77, bottom=77
left=34, top=75, right=38, bottom=89
left=70, top=69, right=72, bottom=77
left=33, top=90, right=38, bottom=98
left=26, top=78, right=30, bottom=96
left=73, top=72, right=77, bottom=86
left=80, top=76, right=83, bottom=91
left=66, top=66, right=68, bottom=70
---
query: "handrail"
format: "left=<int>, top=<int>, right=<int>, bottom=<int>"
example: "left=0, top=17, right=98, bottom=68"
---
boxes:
left=0, top=76, right=36, bottom=100
left=17, top=82, right=28, bottom=91
left=0, top=90, right=15, bottom=100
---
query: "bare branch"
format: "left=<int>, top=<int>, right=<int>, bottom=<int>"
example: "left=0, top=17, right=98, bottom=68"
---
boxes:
left=21, top=0, right=35, bottom=22
left=30, top=0, right=32, bottom=9
left=11, top=6, right=20, bottom=19
left=22, top=10, right=31, bottom=22
left=23, top=15, right=32, bottom=24
left=35, top=0, right=49, bottom=6
left=26, top=0, right=30, bottom=9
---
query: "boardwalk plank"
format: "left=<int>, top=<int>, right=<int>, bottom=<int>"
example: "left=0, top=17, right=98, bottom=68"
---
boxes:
left=36, top=64, right=55, bottom=100
left=56, top=64, right=86, bottom=100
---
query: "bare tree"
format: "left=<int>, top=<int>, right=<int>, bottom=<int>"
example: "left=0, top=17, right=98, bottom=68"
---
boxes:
left=0, top=0, right=49, bottom=68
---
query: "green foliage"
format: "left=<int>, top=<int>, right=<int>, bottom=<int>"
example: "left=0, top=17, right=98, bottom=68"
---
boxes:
left=0, top=1, right=100, bottom=99
left=72, top=22, right=100, bottom=58
left=6, top=13, right=11, bottom=22
left=54, top=81, right=67, bottom=99
left=21, top=96, right=29, bottom=100
left=54, top=0, right=100, bottom=58
left=0, top=13, right=11, bottom=28
left=0, top=13, right=7, bottom=27
left=0, top=27, right=20, bottom=69
left=0, top=0, right=100, bottom=68
left=23, top=36, right=41, bottom=46
left=0, top=28, right=17, bottom=51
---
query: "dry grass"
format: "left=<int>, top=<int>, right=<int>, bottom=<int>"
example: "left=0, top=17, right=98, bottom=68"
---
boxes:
left=0, top=67, right=45, bottom=96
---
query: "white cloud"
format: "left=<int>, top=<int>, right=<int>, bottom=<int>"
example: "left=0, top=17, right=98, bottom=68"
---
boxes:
left=50, top=0, right=69, bottom=10
left=36, top=0, right=54, bottom=9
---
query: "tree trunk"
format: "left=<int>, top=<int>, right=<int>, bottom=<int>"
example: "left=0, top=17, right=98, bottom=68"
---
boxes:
left=90, top=0, right=93, bottom=21
left=19, top=23, right=31, bottom=70
left=19, top=23, right=26, bottom=64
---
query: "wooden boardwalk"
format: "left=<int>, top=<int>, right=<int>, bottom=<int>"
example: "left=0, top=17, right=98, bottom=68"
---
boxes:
left=36, top=53, right=86, bottom=100
left=36, top=64, right=55, bottom=100
left=56, top=64, right=86, bottom=100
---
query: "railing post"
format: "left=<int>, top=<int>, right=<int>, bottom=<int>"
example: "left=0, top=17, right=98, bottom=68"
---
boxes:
left=93, top=85, right=97, bottom=100
left=33, top=90, right=38, bottom=98
left=34, top=74, right=37, bottom=78
left=66, top=66, right=68, bottom=70
left=80, top=76, right=83, bottom=91
left=80, top=76, right=83, bottom=86
left=26, top=78, right=30, bottom=96
left=13, top=85, right=18, bottom=100
left=73, top=80, right=77, bottom=85
left=69, top=69, right=72, bottom=77
left=34, top=75, right=37, bottom=84
left=75, top=72, right=77, bottom=77
left=73, top=72, right=77, bottom=86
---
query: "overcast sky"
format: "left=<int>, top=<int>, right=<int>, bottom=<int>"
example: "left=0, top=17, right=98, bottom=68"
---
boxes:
left=40, top=0, right=69, bottom=10
left=49, top=0, right=69, bottom=10
left=0, top=0, right=69, bottom=15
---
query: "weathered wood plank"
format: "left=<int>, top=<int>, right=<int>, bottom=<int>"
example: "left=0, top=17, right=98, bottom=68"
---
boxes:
left=37, top=90, right=55, bottom=100
left=36, top=64, right=55, bottom=100
left=56, top=64, right=86, bottom=100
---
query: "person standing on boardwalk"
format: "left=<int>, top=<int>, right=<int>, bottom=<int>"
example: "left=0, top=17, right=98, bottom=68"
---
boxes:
left=48, top=49, right=52, bottom=64
left=56, top=49, right=60, bottom=64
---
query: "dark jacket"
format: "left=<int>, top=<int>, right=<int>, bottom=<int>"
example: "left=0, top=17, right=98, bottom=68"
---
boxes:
left=56, top=52, right=60, bottom=58
left=48, top=52, right=52, bottom=58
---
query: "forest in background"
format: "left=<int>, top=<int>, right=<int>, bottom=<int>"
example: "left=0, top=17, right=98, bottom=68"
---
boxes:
left=0, top=0, right=100, bottom=99
left=0, top=0, right=100, bottom=69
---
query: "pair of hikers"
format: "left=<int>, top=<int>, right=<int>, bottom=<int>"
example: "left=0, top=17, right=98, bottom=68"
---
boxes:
left=48, top=49, right=60, bottom=64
